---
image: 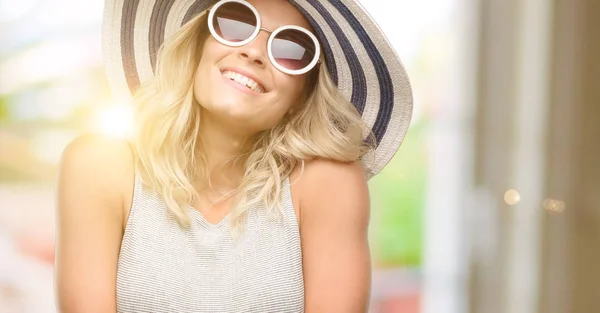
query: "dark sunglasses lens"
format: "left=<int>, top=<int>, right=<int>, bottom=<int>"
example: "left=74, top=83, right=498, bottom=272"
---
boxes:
left=212, top=2, right=257, bottom=42
left=271, top=29, right=317, bottom=71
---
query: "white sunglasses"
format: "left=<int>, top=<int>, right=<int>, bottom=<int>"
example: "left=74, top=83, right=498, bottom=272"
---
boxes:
left=208, top=0, right=321, bottom=75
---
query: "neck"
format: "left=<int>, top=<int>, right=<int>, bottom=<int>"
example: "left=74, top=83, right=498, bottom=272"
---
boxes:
left=196, top=109, right=255, bottom=191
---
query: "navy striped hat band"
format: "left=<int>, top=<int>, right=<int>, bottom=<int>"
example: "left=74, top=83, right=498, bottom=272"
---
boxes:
left=102, top=0, right=413, bottom=179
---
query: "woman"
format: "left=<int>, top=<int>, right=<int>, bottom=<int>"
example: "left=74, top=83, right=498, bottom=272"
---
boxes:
left=54, top=0, right=412, bottom=312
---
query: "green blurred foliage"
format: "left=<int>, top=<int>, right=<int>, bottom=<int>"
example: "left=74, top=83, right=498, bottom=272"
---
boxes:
left=369, top=119, right=427, bottom=267
left=0, top=164, right=33, bottom=181
left=0, top=96, right=8, bottom=122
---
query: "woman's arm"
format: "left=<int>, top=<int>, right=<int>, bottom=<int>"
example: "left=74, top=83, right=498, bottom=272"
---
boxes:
left=298, top=159, right=372, bottom=313
left=54, top=135, right=134, bottom=313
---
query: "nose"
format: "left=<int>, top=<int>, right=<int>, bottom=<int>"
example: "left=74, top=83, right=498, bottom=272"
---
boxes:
left=238, top=31, right=269, bottom=67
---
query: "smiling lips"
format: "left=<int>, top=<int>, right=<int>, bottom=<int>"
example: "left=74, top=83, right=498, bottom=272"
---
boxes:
left=222, top=70, right=265, bottom=94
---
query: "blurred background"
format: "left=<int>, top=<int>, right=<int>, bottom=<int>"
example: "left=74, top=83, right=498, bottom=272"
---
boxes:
left=0, top=0, right=599, bottom=312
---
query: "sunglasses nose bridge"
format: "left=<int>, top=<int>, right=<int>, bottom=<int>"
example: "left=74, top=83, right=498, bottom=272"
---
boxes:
left=259, top=27, right=273, bottom=35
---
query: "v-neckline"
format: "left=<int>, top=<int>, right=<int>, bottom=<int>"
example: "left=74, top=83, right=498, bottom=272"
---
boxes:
left=187, top=176, right=290, bottom=228
left=188, top=206, right=231, bottom=228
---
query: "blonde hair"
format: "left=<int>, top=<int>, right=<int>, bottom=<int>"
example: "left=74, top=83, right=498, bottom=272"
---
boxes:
left=131, top=10, right=374, bottom=235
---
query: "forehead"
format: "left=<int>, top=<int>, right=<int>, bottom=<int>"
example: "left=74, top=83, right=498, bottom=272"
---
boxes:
left=245, top=0, right=312, bottom=30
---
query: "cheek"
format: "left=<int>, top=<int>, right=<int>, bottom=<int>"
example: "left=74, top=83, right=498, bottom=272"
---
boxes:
left=193, top=61, right=210, bottom=103
left=252, top=78, right=305, bottom=131
left=193, top=42, right=222, bottom=105
left=275, top=75, right=306, bottom=112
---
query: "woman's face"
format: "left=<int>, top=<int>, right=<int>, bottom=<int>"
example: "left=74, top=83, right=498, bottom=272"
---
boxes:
left=194, top=0, right=313, bottom=134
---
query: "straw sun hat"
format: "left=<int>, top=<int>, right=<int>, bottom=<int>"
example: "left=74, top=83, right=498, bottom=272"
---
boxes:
left=102, top=0, right=413, bottom=178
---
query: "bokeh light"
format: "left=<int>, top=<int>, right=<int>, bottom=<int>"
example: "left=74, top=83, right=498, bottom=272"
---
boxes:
left=504, top=189, right=521, bottom=206
left=542, top=198, right=565, bottom=213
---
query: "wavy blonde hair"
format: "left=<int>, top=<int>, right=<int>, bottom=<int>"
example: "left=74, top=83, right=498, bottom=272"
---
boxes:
left=131, top=9, right=374, bottom=235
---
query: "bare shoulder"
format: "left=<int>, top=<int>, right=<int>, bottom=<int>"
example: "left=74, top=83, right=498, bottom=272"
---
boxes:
left=55, top=135, right=135, bottom=312
left=298, top=158, right=368, bottom=183
left=60, top=134, right=134, bottom=169
left=57, top=134, right=135, bottom=224
left=291, top=159, right=372, bottom=312
left=291, top=159, right=370, bottom=226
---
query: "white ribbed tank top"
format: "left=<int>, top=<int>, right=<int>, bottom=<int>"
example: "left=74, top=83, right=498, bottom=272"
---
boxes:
left=116, top=175, right=305, bottom=312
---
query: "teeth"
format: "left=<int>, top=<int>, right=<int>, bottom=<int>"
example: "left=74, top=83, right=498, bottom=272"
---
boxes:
left=248, top=80, right=258, bottom=91
left=222, top=70, right=264, bottom=93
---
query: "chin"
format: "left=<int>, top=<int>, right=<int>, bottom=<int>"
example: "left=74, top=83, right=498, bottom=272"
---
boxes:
left=202, top=98, right=252, bottom=124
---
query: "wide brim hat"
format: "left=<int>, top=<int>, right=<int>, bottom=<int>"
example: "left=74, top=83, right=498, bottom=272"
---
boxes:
left=102, top=0, right=413, bottom=179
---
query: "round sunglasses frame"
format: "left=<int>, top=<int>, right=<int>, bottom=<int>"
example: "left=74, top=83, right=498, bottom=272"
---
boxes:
left=207, top=0, right=321, bottom=76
